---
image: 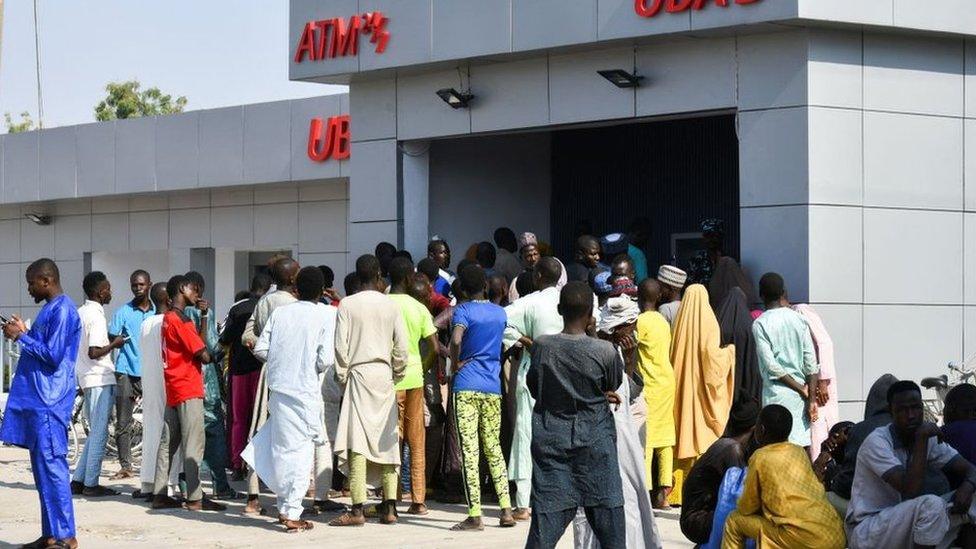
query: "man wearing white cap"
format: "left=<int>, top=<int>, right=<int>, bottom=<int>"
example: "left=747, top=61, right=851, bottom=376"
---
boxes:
left=657, top=265, right=687, bottom=328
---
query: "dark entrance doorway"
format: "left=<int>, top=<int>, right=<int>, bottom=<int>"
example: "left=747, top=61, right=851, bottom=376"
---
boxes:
left=549, top=114, right=740, bottom=274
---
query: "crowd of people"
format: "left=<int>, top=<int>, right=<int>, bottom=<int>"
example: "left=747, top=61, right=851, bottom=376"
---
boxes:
left=2, top=218, right=976, bottom=549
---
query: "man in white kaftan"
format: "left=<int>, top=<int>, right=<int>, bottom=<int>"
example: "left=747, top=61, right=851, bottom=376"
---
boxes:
left=503, top=258, right=566, bottom=516
left=242, top=267, right=336, bottom=530
left=139, top=283, right=181, bottom=497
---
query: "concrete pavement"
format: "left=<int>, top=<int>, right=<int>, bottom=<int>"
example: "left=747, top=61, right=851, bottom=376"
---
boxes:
left=0, top=446, right=693, bottom=548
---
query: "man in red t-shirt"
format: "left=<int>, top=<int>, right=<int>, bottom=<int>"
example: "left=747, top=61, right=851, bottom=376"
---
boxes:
left=151, top=274, right=226, bottom=512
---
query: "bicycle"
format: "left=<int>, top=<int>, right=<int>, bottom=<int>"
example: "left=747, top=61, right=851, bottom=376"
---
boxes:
left=68, top=388, right=144, bottom=468
left=921, top=354, right=976, bottom=424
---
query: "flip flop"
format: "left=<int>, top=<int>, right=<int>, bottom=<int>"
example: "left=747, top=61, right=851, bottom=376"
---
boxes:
left=328, top=513, right=366, bottom=527
left=284, top=520, right=314, bottom=533
left=450, top=520, right=485, bottom=531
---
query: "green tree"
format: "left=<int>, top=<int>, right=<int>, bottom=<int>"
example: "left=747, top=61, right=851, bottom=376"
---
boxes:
left=94, top=80, right=188, bottom=121
left=4, top=111, right=35, bottom=133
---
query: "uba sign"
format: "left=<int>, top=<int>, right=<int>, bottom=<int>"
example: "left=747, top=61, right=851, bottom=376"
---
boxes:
left=307, top=115, right=350, bottom=163
left=635, top=0, right=761, bottom=18
left=294, top=12, right=389, bottom=63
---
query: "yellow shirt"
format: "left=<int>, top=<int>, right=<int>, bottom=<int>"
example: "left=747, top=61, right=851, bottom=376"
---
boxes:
left=737, top=442, right=846, bottom=548
left=636, top=310, right=675, bottom=447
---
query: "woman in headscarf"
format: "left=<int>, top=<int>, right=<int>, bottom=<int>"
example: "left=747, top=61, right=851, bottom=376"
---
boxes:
left=793, top=303, right=839, bottom=461
left=717, top=287, right=762, bottom=406
left=669, top=284, right=736, bottom=506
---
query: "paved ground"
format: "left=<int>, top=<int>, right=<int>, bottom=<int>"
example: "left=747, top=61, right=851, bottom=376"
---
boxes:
left=0, top=446, right=694, bottom=548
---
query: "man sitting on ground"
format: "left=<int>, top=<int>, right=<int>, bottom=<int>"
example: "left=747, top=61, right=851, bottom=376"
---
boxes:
left=680, top=399, right=759, bottom=545
left=943, top=384, right=976, bottom=466
left=723, top=404, right=845, bottom=549
left=846, top=380, right=976, bottom=548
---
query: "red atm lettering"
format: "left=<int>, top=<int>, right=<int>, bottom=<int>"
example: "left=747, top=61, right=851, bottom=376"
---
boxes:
left=330, top=16, right=361, bottom=58
left=636, top=0, right=759, bottom=18
left=307, top=115, right=351, bottom=163
left=294, top=12, right=389, bottom=63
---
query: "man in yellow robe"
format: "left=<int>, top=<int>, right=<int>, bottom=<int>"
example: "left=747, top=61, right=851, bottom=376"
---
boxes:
left=722, top=404, right=845, bottom=549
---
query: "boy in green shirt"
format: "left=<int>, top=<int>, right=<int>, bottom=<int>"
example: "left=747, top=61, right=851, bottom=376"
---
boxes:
left=387, top=257, right=439, bottom=515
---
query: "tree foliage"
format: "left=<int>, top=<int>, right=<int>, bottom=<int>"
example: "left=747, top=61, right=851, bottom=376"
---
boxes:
left=4, top=111, right=35, bottom=133
left=94, top=80, right=188, bottom=121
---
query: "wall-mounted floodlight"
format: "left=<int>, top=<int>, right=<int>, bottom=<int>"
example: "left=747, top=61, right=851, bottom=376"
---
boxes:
left=436, top=88, right=474, bottom=109
left=24, top=213, right=51, bottom=225
left=597, top=69, right=644, bottom=88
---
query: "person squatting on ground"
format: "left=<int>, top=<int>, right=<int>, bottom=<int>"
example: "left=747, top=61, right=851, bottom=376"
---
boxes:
left=721, top=404, right=845, bottom=549
left=847, top=380, right=976, bottom=549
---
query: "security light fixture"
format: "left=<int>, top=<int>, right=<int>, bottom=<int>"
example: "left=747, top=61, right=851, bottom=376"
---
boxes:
left=24, top=213, right=51, bottom=226
left=436, top=88, right=474, bottom=109
left=598, top=69, right=644, bottom=89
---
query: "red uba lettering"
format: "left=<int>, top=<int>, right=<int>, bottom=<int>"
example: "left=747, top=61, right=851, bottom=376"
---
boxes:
left=634, top=0, right=759, bottom=18
left=294, top=12, right=389, bottom=63
left=307, top=115, right=351, bottom=163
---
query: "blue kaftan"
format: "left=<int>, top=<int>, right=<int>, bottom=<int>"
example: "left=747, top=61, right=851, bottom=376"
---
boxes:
left=0, top=294, right=81, bottom=540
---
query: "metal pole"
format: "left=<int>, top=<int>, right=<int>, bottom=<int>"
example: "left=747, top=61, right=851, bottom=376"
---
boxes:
left=0, top=0, right=5, bottom=86
left=33, top=0, right=43, bottom=129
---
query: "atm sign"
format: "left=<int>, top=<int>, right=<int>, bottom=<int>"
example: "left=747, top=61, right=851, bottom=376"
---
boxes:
left=294, top=12, right=390, bottom=63
left=635, top=0, right=761, bottom=18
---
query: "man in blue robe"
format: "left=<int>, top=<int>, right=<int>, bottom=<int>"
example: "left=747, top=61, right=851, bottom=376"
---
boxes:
left=0, top=258, right=82, bottom=549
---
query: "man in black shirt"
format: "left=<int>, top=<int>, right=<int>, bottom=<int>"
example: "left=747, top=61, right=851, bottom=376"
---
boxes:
left=565, top=235, right=601, bottom=285
left=680, top=399, right=760, bottom=545
left=221, top=273, right=271, bottom=477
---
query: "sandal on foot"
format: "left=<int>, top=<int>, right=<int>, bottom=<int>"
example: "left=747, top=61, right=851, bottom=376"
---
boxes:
left=314, top=499, right=348, bottom=512
left=82, top=485, right=119, bottom=497
left=284, top=519, right=314, bottom=533
left=499, top=515, right=517, bottom=528
left=329, top=513, right=366, bottom=527
left=185, top=498, right=227, bottom=511
left=21, top=535, right=52, bottom=549
left=379, top=500, right=398, bottom=524
left=109, top=469, right=134, bottom=480
left=450, top=518, right=485, bottom=531
left=406, top=503, right=428, bottom=515
left=151, top=496, right=182, bottom=510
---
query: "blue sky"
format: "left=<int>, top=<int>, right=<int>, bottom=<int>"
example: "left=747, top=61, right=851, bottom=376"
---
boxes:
left=0, top=0, right=345, bottom=131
